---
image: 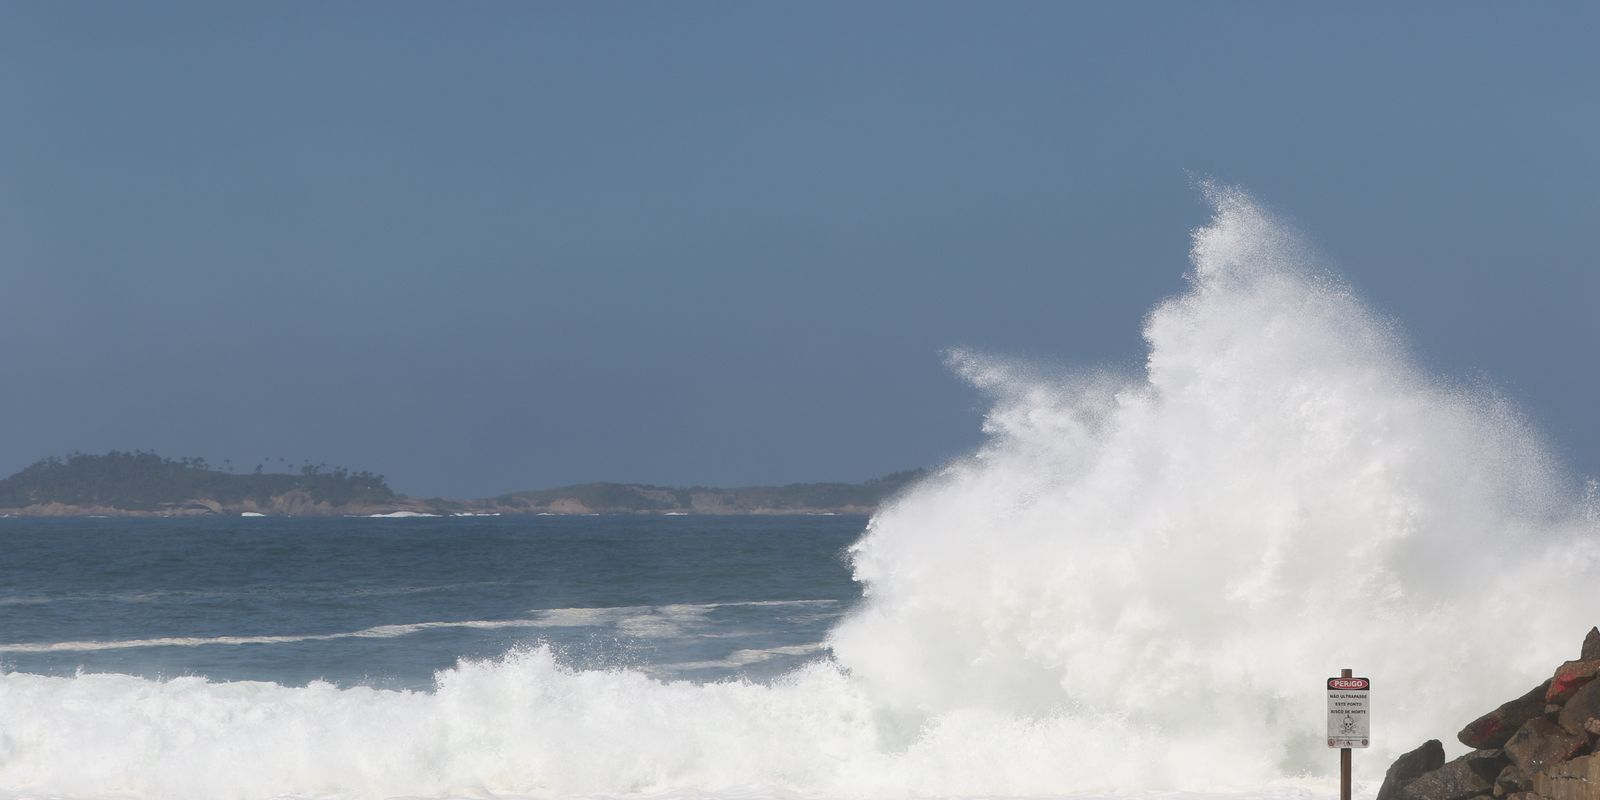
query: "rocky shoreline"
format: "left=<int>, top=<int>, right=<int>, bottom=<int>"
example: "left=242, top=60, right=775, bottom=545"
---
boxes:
left=1379, top=628, right=1600, bottom=800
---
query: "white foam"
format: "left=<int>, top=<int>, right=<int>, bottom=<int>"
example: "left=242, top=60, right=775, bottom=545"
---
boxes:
left=0, top=646, right=1356, bottom=799
left=0, top=600, right=844, bottom=654
left=0, top=618, right=545, bottom=654
left=667, top=644, right=829, bottom=671
left=368, top=511, right=442, bottom=518
left=828, top=183, right=1600, bottom=782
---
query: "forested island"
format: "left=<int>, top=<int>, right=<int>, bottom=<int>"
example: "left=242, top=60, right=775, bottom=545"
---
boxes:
left=445, top=469, right=923, bottom=516
left=0, top=452, right=922, bottom=517
left=0, top=452, right=400, bottom=516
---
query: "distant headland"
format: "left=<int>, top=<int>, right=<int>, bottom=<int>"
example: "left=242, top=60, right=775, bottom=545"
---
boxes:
left=0, top=451, right=922, bottom=518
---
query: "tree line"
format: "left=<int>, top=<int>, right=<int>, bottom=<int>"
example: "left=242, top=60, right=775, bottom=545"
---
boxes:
left=0, top=451, right=394, bottom=510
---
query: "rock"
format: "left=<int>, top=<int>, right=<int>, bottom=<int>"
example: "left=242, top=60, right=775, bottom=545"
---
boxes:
left=175, top=498, right=223, bottom=514
left=1381, top=740, right=1449, bottom=800
left=1532, top=752, right=1600, bottom=800
left=1586, top=718, right=1600, bottom=736
left=1462, top=682, right=1556, bottom=748
left=1583, top=628, right=1600, bottom=661
left=1558, top=679, right=1600, bottom=736
left=1493, top=764, right=1532, bottom=797
left=1400, top=754, right=1497, bottom=800
left=1504, top=718, right=1590, bottom=775
left=1548, top=660, right=1600, bottom=704
left=1502, top=793, right=1545, bottom=800
left=1467, top=750, right=1512, bottom=781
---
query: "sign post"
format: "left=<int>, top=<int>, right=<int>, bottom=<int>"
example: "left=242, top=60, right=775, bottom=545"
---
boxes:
left=1328, top=669, right=1371, bottom=800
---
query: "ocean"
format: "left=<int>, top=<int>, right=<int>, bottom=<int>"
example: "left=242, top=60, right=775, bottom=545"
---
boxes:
left=4, top=186, right=1597, bottom=800
left=0, top=515, right=863, bottom=690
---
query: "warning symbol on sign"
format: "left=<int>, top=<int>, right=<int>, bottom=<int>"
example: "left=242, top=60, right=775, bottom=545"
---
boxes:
left=1327, top=676, right=1371, bottom=749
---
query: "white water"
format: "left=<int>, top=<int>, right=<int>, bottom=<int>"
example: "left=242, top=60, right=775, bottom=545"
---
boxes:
left=0, top=600, right=840, bottom=655
left=3, top=185, right=1596, bottom=800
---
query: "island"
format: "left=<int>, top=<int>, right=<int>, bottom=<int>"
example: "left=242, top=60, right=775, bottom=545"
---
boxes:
left=0, top=451, right=923, bottom=517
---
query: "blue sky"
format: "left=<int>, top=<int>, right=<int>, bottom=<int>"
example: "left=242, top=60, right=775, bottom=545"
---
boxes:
left=2, top=3, right=1595, bottom=497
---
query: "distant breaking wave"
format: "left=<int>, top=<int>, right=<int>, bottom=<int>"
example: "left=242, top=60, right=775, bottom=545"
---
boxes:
left=4, top=184, right=1598, bottom=799
left=0, top=599, right=842, bottom=654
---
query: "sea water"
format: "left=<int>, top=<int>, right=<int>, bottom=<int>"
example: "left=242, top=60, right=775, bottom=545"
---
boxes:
left=3, top=185, right=1597, bottom=800
left=0, top=516, right=860, bottom=690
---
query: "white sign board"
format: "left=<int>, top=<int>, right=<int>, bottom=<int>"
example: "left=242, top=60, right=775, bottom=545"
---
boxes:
left=1327, top=676, right=1370, bottom=748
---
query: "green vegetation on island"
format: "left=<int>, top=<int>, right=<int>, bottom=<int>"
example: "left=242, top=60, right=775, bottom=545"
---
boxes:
left=0, top=452, right=925, bottom=517
left=0, top=451, right=395, bottom=514
left=456, top=469, right=926, bottom=515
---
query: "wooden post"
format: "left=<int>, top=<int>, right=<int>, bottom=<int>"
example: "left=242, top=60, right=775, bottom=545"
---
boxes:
left=1341, top=668, right=1353, bottom=800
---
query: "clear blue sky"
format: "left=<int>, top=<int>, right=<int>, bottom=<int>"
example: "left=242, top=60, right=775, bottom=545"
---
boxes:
left=2, top=3, right=1595, bottom=497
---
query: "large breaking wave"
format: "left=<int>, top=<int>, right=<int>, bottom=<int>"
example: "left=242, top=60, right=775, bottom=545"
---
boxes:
left=3, top=185, right=1596, bottom=799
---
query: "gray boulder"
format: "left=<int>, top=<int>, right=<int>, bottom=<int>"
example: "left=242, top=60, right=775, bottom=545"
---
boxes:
left=1503, top=717, right=1589, bottom=775
left=1459, top=681, right=1553, bottom=749
left=1557, top=678, right=1600, bottom=736
left=1463, top=749, right=1510, bottom=781
left=1379, top=740, right=1447, bottom=800
left=1492, top=764, right=1530, bottom=797
left=1547, top=659, right=1600, bottom=704
left=1399, top=754, right=1495, bottom=800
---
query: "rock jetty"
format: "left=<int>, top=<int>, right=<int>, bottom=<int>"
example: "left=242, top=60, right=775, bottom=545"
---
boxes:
left=1378, top=628, right=1600, bottom=800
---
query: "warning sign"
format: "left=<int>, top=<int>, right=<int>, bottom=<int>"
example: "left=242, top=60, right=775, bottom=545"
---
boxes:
left=1327, top=676, right=1370, bottom=748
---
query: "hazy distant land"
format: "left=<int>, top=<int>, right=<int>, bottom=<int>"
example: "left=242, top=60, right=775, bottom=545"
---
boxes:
left=0, top=452, right=921, bottom=517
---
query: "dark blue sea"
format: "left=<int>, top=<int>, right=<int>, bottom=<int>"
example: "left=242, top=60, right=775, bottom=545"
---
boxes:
left=0, top=515, right=865, bottom=689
